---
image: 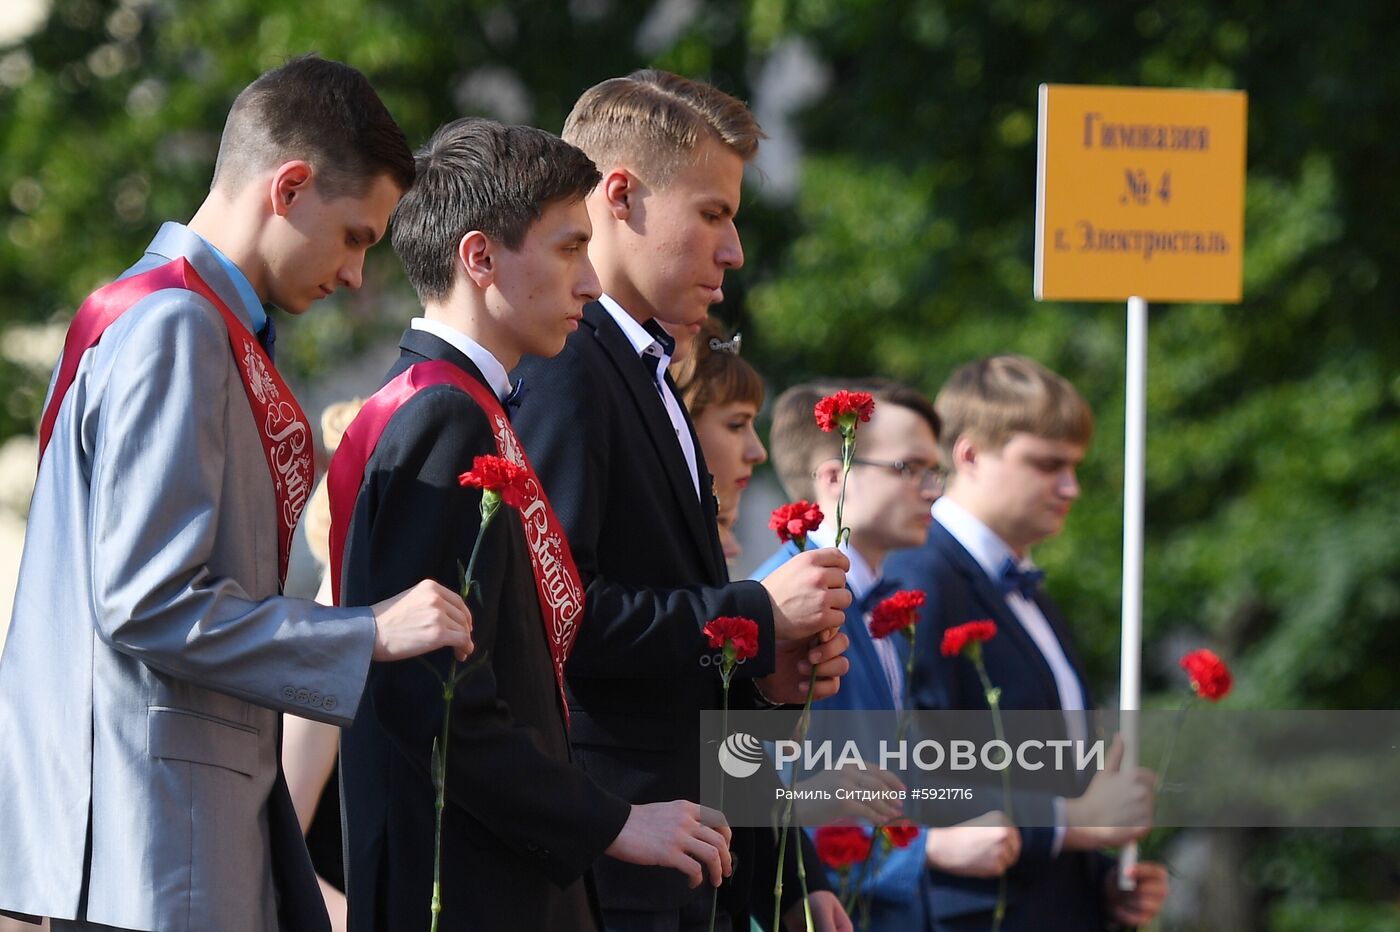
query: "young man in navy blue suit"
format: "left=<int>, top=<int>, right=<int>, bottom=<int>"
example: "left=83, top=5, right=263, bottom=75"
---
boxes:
left=754, top=380, right=1025, bottom=931
left=884, top=356, right=1168, bottom=931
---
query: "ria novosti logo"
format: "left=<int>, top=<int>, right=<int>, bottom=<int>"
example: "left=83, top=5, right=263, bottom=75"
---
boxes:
left=718, top=733, right=765, bottom=779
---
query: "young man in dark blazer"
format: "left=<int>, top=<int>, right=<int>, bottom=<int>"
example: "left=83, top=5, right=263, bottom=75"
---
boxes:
left=512, top=72, right=855, bottom=931
left=884, top=356, right=1168, bottom=931
left=334, top=119, right=734, bottom=932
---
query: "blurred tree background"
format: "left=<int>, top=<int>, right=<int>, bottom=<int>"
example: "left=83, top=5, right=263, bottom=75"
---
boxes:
left=2, top=0, right=1398, bottom=927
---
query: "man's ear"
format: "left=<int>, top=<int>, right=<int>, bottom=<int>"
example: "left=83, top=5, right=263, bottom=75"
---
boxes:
left=269, top=161, right=313, bottom=217
left=600, top=168, right=639, bottom=221
left=813, top=457, right=844, bottom=499
left=458, top=230, right=494, bottom=288
left=951, top=434, right=978, bottom=478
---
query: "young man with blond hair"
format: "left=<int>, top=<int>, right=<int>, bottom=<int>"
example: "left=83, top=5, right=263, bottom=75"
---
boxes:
left=512, top=71, right=853, bottom=931
left=0, top=55, right=472, bottom=932
left=885, top=355, right=1168, bottom=931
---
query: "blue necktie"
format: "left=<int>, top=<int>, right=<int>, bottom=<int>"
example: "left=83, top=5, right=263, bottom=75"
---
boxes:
left=257, top=316, right=276, bottom=363
left=998, top=557, right=1045, bottom=600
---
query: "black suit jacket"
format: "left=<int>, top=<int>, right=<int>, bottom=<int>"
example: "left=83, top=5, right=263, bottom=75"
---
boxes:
left=884, top=521, right=1115, bottom=932
left=512, top=302, right=826, bottom=923
left=339, top=329, right=631, bottom=932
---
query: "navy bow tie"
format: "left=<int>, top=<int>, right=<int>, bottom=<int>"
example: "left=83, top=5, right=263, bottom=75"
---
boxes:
left=998, top=557, right=1045, bottom=600
left=858, top=577, right=904, bottom=615
left=257, top=316, right=276, bottom=362
left=505, top=378, right=527, bottom=409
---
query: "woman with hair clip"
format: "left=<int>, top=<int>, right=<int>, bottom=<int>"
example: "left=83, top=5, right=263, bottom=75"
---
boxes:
left=667, top=317, right=768, bottom=563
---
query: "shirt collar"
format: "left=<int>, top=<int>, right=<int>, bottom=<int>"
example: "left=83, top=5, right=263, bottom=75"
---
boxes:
left=932, top=497, right=1037, bottom=582
left=598, top=293, right=674, bottom=367
left=410, top=317, right=512, bottom=402
left=806, top=524, right=879, bottom=599
left=195, top=233, right=267, bottom=336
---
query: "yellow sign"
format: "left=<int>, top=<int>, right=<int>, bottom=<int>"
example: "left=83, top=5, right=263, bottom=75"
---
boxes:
left=1035, top=84, right=1247, bottom=303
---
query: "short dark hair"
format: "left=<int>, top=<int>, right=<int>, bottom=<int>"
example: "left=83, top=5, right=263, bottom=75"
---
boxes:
left=391, top=117, right=601, bottom=304
left=212, top=53, right=414, bottom=198
left=771, top=379, right=941, bottom=502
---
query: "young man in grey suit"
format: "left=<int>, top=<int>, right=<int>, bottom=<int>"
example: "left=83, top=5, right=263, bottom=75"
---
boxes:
left=0, top=55, right=473, bottom=932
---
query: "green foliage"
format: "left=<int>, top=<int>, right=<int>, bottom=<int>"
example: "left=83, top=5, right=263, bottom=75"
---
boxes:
left=3, top=0, right=1399, bottom=921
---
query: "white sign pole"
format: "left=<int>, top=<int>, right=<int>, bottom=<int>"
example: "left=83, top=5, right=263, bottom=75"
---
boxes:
left=1118, top=294, right=1147, bottom=889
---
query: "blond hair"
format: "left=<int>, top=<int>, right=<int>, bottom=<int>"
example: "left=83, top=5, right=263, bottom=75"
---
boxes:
left=936, top=356, right=1093, bottom=466
left=304, top=398, right=365, bottom=568
left=562, top=69, right=764, bottom=188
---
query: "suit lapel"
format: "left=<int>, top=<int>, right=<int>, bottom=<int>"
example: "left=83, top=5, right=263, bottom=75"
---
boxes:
left=585, top=303, right=718, bottom=579
left=393, top=328, right=492, bottom=388
left=1031, top=590, right=1094, bottom=709
left=930, top=523, right=1064, bottom=710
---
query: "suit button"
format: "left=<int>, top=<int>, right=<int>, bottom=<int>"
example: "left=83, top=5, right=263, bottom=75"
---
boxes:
left=322, top=696, right=338, bottom=712
left=281, top=685, right=296, bottom=701
left=309, top=691, right=322, bottom=707
left=295, top=688, right=310, bottom=704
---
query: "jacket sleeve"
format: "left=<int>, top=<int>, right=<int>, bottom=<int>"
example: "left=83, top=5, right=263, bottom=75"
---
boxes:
left=87, top=294, right=375, bottom=725
left=346, top=387, right=631, bottom=886
left=512, top=339, right=777, bottom=681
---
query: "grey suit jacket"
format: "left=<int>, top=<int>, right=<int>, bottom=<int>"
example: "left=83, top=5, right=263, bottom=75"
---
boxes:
left=0, top=223, right=377, bottom=932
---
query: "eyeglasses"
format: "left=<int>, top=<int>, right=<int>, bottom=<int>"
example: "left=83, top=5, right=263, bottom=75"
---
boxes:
left=850, top=457, right=948, bottom=491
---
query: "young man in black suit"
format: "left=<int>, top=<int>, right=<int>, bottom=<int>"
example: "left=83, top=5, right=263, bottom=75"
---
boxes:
left=333, top=118, right=734, bottom=932
left=512, top=72, right=854, bottom=931
left=884, top=356, right=1168, bottom=931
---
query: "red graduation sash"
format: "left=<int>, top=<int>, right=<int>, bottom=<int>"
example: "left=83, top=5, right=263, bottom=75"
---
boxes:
left=326, top=360, right=585, bottom=719
left=36, top=257, right=314, bottom=588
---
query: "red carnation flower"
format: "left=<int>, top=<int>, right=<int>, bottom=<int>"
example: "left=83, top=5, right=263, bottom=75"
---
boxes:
left=941, top=620, right=998, bottom=657
left=770, top=500, right=824, bottom=546
left=882, top=819, right=920, bottom=849
left=458, top=454, right=528, bottom=509
left=814, top=390, right=876, bottom=433
left=1180, top=648, right=1232, bottom=701
left=703, top=616, right=760, bottom=662
left=814, top=823, right=873, bottom=869
left=869, top=590, right=926, bottom=640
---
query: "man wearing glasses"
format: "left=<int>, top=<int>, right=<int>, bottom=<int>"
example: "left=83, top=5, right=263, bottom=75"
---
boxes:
left=753, top=379, right=987, bottom=929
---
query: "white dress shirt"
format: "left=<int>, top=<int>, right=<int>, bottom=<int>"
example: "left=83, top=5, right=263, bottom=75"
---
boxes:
left=410, top=317, right=511, bottom=403
left=597, top=294, right=700, bottom=499
left=808, top=526, right=905, bottom=711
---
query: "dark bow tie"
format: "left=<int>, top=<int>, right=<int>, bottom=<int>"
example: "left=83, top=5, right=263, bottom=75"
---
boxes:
left=858, top=577, right=904, bottom=615
left=998, top=557, right=1045, bottom=600
left=505, top=378, right=527, bottom=409
left=257, top=316, right=276, bottom=362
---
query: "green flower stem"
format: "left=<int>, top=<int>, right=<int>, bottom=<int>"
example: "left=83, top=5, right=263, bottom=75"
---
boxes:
left=1155, top=697, right=1194, bottom=793
left=429, top=497, right=499, bottom=932
left=776, top=422, right=856, bottom=927
left=708, top=655, right=736, bottom=932
left=773, top=666, right=820, bottom=932
left=834, top=428, right=855, bottom=547
left=971, top=648, right=1012, bottom=932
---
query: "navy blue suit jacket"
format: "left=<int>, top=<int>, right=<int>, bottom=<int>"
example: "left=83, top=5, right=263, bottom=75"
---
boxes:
left=884, top=522, right=1115, bottom=932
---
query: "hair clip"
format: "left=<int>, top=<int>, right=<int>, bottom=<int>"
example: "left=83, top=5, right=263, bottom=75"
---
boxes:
left=709, top=332, right=742, bottom=356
